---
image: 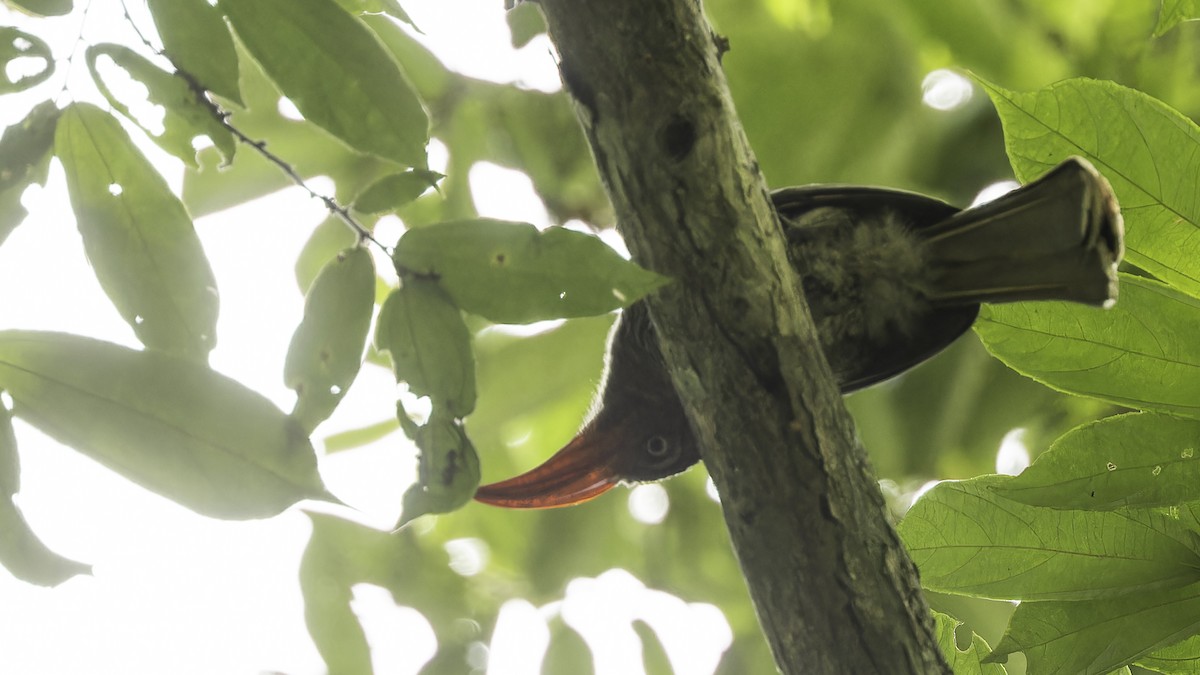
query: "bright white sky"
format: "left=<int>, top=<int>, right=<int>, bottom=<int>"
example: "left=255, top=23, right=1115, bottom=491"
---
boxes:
left=0, top=2, right=734, bottom=674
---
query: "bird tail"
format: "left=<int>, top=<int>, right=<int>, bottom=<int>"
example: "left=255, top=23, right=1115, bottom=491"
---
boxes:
left=921, top=157, right=1124, bottom=307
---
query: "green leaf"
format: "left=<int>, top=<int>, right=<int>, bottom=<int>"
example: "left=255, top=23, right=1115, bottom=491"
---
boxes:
left=397, top=411, right=480, bottom=527
left=55, top=103, right=219, bottom=360
left=507, top=1, right=546, bottom=48
left=294, top=217, right=359, bottom=294
left=933, top=611, right=1006, bottom=675
left=0, top=331, right=329, bottom=519
left=0, top=498, right=91, bottom=586
left=1138, top=634, right=1200, bottom=674
left=0, top=100, right=58, bottom=245
left=900, top=477, right=1200, bottom=600
left=0, top=26, right=53, bottom=93
left=4, top=0, right=72, bottom=16
left=352, top=169, right=443, bottom=214
left=220, top=0, right=429, bottom=167
left=375, top=281, right=476, bottom=417
left=321, top=416, right=399, bottom=454
left=0, top=397, right=16, bottom=497
left=987, top=581, right=1200, bottom=674
left=393, top=219, right=670, bottom=323
left=85, top=43, right=236, bottom=167
left=979, top=77, right=1200, bottom=299
left=284, top=247, right=375, bottom=433
left=334, top=0, right=419, bottom=30
left=1155, top=0, right=1200, bottom=37
left=634, top=620, right=674, bottom=675
left=976, top=275, right=1200, bottom=417
left=996, top=413, right=1200, bottom=510
left=146, top=0, right=243, bottom=105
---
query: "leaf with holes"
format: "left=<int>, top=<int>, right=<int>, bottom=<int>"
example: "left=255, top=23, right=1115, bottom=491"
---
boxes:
left=396, top=411, right=480, bottom=527
left=0, top=27, right=53, bottom=93
left=934, top=612, right=1005, bottom=675
left=979, top=77, right=1200, bottom=299
left=86, top=44, right=235, bottom=167
left=147, top=0, right=243, bottom=105
left=393, top=219, right=670, bottom=323
left=0, top=100, right=58, bottom=246
left=976, top=274, right=1200, bottom=417
left=0, top=331, right=331, bottom=519
left=56, top=104, right=219, bottom=361
left=220, top=0, right=428, bottom=167
left=375, top=280, right=476, bottom=417
left=284, top=247, right=375, bottom=433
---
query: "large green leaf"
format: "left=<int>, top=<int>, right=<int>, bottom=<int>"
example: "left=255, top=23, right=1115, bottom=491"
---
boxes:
left=55, top=103, right=219, bottom=360
left=901, top=477, right=1200, bottom=600
left=146, top=0, right=243, bottom=105
left=375, top=281, right=476, bottom=417
left=1155, top=0, right=1200, bottom=36
left=980, top=77, right=1200, bottom=299
left=284, top=247, right=375, bottom=433
left=1138, top=634, right=1200, bottom=674
left=219, top=0, right=428, bottom=167
left=933, top=611, right=1006, bottom=675
left=85, top=44, right=235, bottom=167
left=976, top=275, right=1200, bottom=417
left=0, top=331, right=329, bottom=519
left=393, top=219, right=669, bottom=323
left=0, top=27, right=53, bottom=93
left=987, top=581, right=1200, bottom=674
left=995, top=413, right=1200, bottom=510
left=0, top=100, right=58, bottom=245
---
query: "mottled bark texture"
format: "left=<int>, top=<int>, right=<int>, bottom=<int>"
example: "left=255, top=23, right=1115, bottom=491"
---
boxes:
left=533, top=0, right=950, bottom=672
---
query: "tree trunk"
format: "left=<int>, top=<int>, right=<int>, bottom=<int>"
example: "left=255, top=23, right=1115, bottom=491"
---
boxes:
left=533, top=0, right=950, bottom=672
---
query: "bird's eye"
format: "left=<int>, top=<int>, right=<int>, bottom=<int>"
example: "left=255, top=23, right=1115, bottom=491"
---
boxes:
left=645, top=435, right=670, bottom=458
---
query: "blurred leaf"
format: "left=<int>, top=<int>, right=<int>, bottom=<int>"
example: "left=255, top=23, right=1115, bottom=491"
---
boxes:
left=977, top=275, right=1200, bottom=417
left=996, top=413, right=1200, bottom=510
left=933, top=611, right=1006, bottom=675
left=397, top=411, right=480, bottom=527
left=901, top=476, right=1200, bottom=600
left=1156, top=0, right=1200, bottom=36
left=394, top=219, right=669, bottom=323
left=294, top=217, right=360, bottom=293
left=353, top=169, right=443, bottom=214
left=0, top=331, right=330, bottom=519
left=0, top=100, right=58, bottom=245
left=335, top=0, right=419, bottom=31
left=634, top=620, right=674, bottom=675
left=4, top=0, right=71, bottom=15
left=0, top=397, right=15, bottom=497
left=986, top=581, right=1200, bottom=674
left=56, top=104, right=219, bottom=360
left=980, top=77, right=1200, bottom=299
left=146, top=0, right=243, bottom=105
left=1139, top=634, right=1200, bottom=674
left=285, top=247, right=375, bottom=433
left=376, top=281, right=476, bottom=417
left=0, top=27, right=52, bottom=93
left=507, top=1, right=546, bottom=48
left=542, top=616, right=595, bottom=675
left=85, top=44, right=236, bottom=166
left=220, top=0, right=429, bottom=167
left=0, top=498, right=91, bottom=586
left=322, top=416, right=399, bottom=454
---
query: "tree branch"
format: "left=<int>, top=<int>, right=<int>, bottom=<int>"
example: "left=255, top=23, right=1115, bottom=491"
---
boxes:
left=534, top=0, right=949, bottom=672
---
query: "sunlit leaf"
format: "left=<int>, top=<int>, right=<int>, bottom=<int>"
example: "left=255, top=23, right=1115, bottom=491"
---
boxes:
left=0, top=331, right=330, bottom=519
left=976, top=275, right=1200, bottom=417
left=996, top=413, right=1200, bottom=510
left=0, top=100, right=58, bottom=245
left=4, top=0, right=71, bottom=15
left=393, top=219, right=669, bottom=323
left=352, top=169, right=443, bottom=214
left=295, top=218, right=359, bottom=293
left=397, top=411, right=480, bottom=527
left=55, top=103, right=219, bottom=360
left=0, top=497, right=91, bottom=587
left=334, top=0, right=419, bottom=31
left=901, top=477, right=1200, bottom=600
left=146, top=0, right=243, bottom=105
left=375, top=281, right=476, bottom=417
left=86, top=43, right=235, bottom=167
left=980, top=77, right=1200, bottom=299
left=285, top=247, right=375, bottom=433
left=220, top=0, right=429, bottom=167
left=933, top=611, right=1006, bottom=675
left=1138, top=634, right=1200, bottom=674
left=0, top=26, right=53, bottom=93
left=986, top=581, right=1200, bottom=674
left=321, top=417, right=399, bottom=454
left=1155, top=0, right=1200, bottom=37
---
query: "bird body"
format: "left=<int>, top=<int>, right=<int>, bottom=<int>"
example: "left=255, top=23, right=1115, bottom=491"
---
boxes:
left=475, top=157, right=1124, bottom=508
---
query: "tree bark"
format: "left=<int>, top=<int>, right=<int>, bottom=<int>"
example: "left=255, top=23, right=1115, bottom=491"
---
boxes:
left=534, top=0, right=950, bottom=672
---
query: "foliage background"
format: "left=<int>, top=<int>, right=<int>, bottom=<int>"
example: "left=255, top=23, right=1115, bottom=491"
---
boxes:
left=1, top=0, right=1197, bottom=673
